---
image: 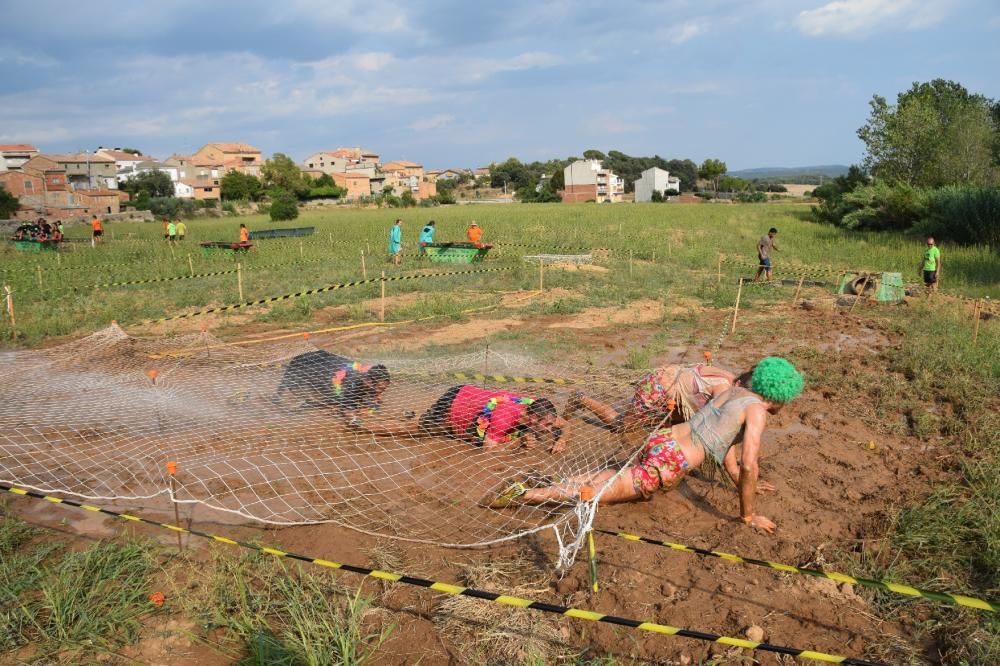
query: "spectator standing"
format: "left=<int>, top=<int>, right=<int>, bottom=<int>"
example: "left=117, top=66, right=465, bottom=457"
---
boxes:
left=389, top=219, right=403, bottom=265
left=466, top=221, right=482, bottom=247
left=162, top=219, right=170, bottom=240
left=753, top=227, right=779, bottom=283
left=922, top=237, right=941, bottom=293
left=239, top=223, right=250, bottom=243
left=419, top=221, right=436, bottom=256
left=167, top=220, right=177, bottom=242
left=176, top=221, right=187, bottom=241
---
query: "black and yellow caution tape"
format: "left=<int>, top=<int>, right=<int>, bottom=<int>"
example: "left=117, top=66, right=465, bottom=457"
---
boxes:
left=597, top=529, right=999, bottom=613
left=141, top=267, right=515, bottom=325
left=79, top=268, right=240, bottom=289
left=0, top=484, right=881, bottom=665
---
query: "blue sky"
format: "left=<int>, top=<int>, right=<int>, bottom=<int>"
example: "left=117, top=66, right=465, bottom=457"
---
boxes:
left=1, top=0, right=997, bottom=170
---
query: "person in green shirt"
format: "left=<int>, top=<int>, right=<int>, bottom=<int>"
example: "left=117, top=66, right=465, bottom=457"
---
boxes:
left=167, top=221, right=177, bottom=242
left=922, top=236, right=941, bottom=293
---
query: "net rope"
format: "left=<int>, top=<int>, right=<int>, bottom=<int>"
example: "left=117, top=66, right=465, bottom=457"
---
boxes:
left=0, top=325, right=650, bottom=568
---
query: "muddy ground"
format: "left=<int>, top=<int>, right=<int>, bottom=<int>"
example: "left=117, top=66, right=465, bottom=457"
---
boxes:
left=3, top=294, right=943, bottom=665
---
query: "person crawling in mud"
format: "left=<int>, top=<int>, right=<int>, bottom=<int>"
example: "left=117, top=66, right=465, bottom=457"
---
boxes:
left=564, top=360, right=738, bottom=433
left=273, top=350, right=390, bottom=417
left=489, top=357, right=804, bottom=535
left=357, top=384, right=570, bottom=453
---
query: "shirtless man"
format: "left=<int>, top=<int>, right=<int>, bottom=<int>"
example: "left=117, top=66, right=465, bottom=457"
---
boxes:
left=490, top=357, right=804, bottom=534
left=359, top=384, right=570, bottom=453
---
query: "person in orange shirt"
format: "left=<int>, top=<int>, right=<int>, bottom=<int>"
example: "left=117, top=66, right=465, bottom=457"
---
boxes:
left=239, top=223, right=250, bottom=243
left=466, top=221, right=482, bottom=247
left=90, top=216, right=104, bottom=243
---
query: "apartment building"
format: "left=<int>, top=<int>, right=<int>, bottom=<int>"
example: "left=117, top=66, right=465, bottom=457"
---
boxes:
left=634, top=167, right=681, bottom=202
left=46, top=153, right=118, bottom=190
left=560, top=159, right=624, bottom=203
left=0, top=144, right=39, bottom=172
left=194, top=143, right=262, bottom=176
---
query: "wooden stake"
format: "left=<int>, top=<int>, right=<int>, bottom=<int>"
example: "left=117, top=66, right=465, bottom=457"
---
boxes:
left=237, top=262, right=244, bottom=301
left=717, top=254, right=722, bottom=286
left=791, top=276, right=805, bottom=305
left=299, top=240, right=304, bottom=258
left=187, top=254, right=194, bottom=277
left=628, top=249, right=633, bottom=279
left=169, top=242, right=176, bottom=260
left=36, top=265, right=42, bottom=290
left=539, top=259, right=545, bottom=293
left=361, top=251, right=367, bottom=280
left=57, top=252, right=61, bottom=265
left=328, top=232, right=333, bottom=244
left=379, top=271, right=386, bottom=322
left=972, top=299, right=983, bottom=346
left=166, top=462, right=183, bottom=552
left=849, top=274, right=870, bottom=314
left=483, top=342, right=489, bottom=389
left=731, top=278, right=744, bottom=334
left=3, top=285, right=16, bottom=340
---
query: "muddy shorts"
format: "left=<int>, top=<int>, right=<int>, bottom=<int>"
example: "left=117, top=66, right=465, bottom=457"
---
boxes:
left=632, top=373, right=670, bottom=417
left=630, top=428, right=690, bottom=498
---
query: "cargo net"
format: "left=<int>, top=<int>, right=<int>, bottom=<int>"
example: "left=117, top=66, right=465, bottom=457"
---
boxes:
left=0, top=326, right=644, bottom=568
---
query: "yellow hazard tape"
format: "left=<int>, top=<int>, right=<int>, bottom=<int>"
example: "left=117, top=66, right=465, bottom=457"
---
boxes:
left=597, top=529, right=1000, bottom=613
left=0, top=484, right=880, bottom=666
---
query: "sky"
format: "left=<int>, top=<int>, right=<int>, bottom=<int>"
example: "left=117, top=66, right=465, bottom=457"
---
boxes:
left=1, top=0, right=998, bottom=171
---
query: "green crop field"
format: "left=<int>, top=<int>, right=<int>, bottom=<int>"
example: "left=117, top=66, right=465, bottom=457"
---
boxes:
left=2, top=202, right=997, bottom=346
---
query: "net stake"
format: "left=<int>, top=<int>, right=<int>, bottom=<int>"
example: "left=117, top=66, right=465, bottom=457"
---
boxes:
left=380, top=271, right=386, bottom=322
left=579, top=485, right=598, bottom=593
left=628, top=249, right=633, bottom=279
left=237, top=262, right=244, bottom=302
left=973, top=298, right=983, bottom=346
left=361, top=251, right=367, bottom=280
left=849, top=274, right=870, bottom=314
left=539, top=257, right=544, bottom=293
left=717, top=254, right=722, bottom=286
left=166, top=462, right=183, bottom=552
left=3, top=285, right=16, bottom=340
left=730, top=278, right=744, bottom=334
left=791, top=276, right=804, bottom=305
left=188, top=254, right=194, bottom=277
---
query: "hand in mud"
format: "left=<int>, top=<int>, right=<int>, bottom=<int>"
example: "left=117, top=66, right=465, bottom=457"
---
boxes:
left=748, top=514, right=776, bottom=534
left=756, top=480, right=776, bottom=494
left=549, top=438, right=566, bottom=454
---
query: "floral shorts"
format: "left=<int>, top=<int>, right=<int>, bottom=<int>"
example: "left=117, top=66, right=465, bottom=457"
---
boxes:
left=632, top=373, right=670, bottom=416
left=630, top=428, right=690, bottom=498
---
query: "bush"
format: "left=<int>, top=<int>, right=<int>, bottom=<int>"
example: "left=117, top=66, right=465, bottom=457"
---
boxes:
left=0, top=187, right=19, bottom=218
left=221, top=201, right=237, bottom=214
left=650, top=190, right=664, bottom=203
left=269, top=188, right=299, bottom=221
left=132, top=196, right=199, bottom=219
left=735, top=191, right=768, bottom=203
left=917, top=185, right=1000, bottom=247
left=839, top=181, right=926, bottom=230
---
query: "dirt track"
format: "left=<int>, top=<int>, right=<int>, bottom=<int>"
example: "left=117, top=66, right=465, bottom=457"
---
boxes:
left=3, top=301, right=940, bottom=665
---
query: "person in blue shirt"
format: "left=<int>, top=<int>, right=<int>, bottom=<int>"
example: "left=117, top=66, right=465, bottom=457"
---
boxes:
left=419, top=220, right=436, bottom=256
left=389, top=218, right=403, bottom=265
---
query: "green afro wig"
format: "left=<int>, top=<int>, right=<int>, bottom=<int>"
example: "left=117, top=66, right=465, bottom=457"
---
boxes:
left=751, top=357, right=804, bottom=403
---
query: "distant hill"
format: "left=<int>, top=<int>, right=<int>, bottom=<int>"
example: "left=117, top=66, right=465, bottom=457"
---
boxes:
left=728, top=165, right=850, bottom=182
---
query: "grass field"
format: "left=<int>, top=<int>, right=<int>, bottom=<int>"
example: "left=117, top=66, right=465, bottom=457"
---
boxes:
left=1, top=202, right=997, bottom=345
left=2, top=201, right=1000, bottom=664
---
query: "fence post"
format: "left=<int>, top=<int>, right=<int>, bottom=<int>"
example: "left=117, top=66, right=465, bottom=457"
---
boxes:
left=973, top=299, right=983, bottom=346
left=299, top=240, right=304, bottom=258
left=166, top=462, right=183, bottom=553
left=717, top=254, right=722, bottom=286
left=791, top=277, right=805, bottom=305
left=380, top=271, right=386, bottom=322
left=361, top=251, right=368, bottom=280
left=539, top=258, right=544, bottom=293
left=36, top=264, right=43, bottom=290
left=237, top=262, right=244, bottom=302
left=628, top=249, right=633, bottom=279
left=730, top=278, right=744, bottom=334
left=3, top=285, right=16, bottom=339
left=187, top=254, right=194, bottom=277
left=849, top=274, right=869, bottom=315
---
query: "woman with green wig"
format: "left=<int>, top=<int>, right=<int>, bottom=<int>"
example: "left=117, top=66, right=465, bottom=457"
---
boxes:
left=490, top=357, right=804, bottom=535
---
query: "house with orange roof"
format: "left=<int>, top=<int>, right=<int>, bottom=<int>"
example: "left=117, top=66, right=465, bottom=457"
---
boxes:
left=165, top=154, right=221, bottom=181
left=381, top=160, right=423, bottom=179
left=426, top=168, right=465, bottom=182
left=0, top=144, right=39, bottom=172
left=194, top=143, right=262, bottom=176
left=95, top=148, right=158, bottom=178
left=302, top=147, right=380, bottom=176
left=175, top=179, right=221, bottom=201
left=330, top=172, right=371, bottom=200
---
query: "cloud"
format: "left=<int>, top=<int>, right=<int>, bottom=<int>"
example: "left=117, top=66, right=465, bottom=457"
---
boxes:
left=796, top=0, right=954, bottom=37
left=410, top=114, right=455, bottom=131
left=455, top=51, right=563, bottom=82
left=667, top=20, right=708, bottom=44
left=584, top=113, right=640, bottom=135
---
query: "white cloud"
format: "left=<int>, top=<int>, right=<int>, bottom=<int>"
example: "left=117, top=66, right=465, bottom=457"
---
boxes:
left=410, top=114, right=455, bottom=131
left=796, top=0, right=954, bottom=37
left=584, top=113, right=640, bottom=135
left=668, top=20, right=707, bottom=44
left=302, top=52, right=395, bottom=74
left=456, top=51, right=563, bottom=82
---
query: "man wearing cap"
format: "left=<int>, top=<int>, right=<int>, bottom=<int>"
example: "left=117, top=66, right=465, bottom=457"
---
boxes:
left=491, top=357, right=804, bottom=535
left=466, top=221, right=483, bottom=247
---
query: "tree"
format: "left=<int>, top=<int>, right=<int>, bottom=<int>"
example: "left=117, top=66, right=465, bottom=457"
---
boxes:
left=121, top=169, right=175, bottom=199
left=666, top=159, right=698, bottom=192
left=582, top=149, right=606, bottom=161
left=490, top=158, right=534, bottom=190
left=221, top=171, right=263, bottom=201
left=0, top=187, right=19, bottom=218
left=698, top=159, right=727, bottom=193
left=312, top=173, right=336, bottom=188
left=857, top=79, right=1000, bottom=187
left=268, top=188, right=299, bottom=221
left=261, top=153, right=309, bottom=198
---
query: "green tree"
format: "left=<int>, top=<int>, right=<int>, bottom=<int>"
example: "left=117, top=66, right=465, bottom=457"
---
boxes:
left=261, top=153, right=309, bottom=198
left=121, top=169, right=175, bottom=199
left=220, top=171, right=263, bottom=201
left=857, top=79, right=1000, bottom=187
left=0, top=187, right=19, bottom=218
left=666, top=159, right=698, bottom=192
left=311, top=173, right=336, bottom=188
left=582, top=149, right=606, bottom=161
left=490, top=158, right=534, bottom=190
left=268, top=188, right=299, bottom=221
left=698, top=158, right=727, bottom=193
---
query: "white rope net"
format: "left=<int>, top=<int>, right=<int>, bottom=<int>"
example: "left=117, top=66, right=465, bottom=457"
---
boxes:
left=0, top=325, right=644, bottom=567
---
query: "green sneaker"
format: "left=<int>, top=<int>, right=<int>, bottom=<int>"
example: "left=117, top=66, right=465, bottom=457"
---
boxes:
left=485, top=482, right=527, bottom=509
